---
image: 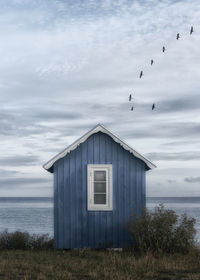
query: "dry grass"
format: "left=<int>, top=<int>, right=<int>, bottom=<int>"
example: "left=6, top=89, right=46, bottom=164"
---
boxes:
left=0, top=249, right=200, bottom=280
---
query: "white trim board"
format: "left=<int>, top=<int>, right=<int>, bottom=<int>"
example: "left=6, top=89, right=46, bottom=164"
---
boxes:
left=43, top=124, right=156, bottom=172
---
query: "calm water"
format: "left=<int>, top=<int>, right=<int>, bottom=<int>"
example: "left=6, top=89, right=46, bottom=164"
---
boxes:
left=0, top=197, right=200, bottom=241
left=0, top=197, right=53, bottom=236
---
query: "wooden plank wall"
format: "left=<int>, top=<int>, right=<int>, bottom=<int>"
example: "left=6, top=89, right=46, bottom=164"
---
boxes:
left=54, top=132, right=146, bottom=248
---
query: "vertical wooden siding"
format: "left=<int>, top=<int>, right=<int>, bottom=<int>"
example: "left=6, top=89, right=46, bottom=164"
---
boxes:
left=54, top=132, right=146, bottom=248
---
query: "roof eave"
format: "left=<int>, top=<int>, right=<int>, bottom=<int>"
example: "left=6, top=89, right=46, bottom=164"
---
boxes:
left=43, top=124, right=156, bottom=172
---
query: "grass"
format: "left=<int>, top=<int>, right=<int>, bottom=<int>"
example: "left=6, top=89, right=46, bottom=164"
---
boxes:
left=0, top=206, right=198, bottom=279
left=0, top=249, right=200, bottom=280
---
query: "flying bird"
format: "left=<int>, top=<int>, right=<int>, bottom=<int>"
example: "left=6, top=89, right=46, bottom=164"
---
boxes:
left=140, top=71, right=143, bottom=78
left=131, top=106, right=134, bottom=111
left=190, top=26, right=194, bottom=35
left=151, top=59, right=154, bottom=65
left=162, top=46, right=166, bottom=53
left=176, top=33, right=180, bottom=40
left=152, top=104, right=155, bottom=110
left=129, top=94, right=132, bottom=102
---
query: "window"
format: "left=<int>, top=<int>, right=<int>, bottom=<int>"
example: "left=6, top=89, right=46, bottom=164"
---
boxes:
left=87, top=164, right=112, bottom=211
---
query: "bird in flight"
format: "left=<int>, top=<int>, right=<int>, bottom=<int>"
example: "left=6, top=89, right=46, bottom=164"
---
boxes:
left=126, top=25, right=196, bottom=114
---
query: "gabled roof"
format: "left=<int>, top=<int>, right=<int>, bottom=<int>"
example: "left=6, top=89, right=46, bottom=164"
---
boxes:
left=43, top=124, right=156, bottom=172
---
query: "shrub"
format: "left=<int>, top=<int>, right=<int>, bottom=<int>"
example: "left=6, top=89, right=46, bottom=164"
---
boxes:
left=0, top=230, right=54, bottom=250
left=127, top=204, right=197, bottom=254
left=30, top=233, right=54, bottom=250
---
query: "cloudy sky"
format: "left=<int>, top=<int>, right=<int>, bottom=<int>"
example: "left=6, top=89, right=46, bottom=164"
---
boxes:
left=1, top=0, right=200, bottom=197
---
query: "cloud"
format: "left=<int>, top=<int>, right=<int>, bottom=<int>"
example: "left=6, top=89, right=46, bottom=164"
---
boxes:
left=1, top=0, right=200, bottom=196
left=158, top=96, right=200, bottom=113
left=0, top=106, right=84, bottom=137
left=167, top=179, right=176, bottom=183
left=0, top=177, right=51, bottom=188
left=0, top=169, right=21, bottom=176
left=0, top=155, right=40, bottom=166
left=145, top=151, right=200, bottom=161
left=33, top=108, right=82, bottom=120
left=161, top=140, right=200, bottom=147
left=184, top=177, right=200, bottom=183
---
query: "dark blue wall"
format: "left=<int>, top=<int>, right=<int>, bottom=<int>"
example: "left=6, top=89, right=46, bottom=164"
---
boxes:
left=53, top=132, right=146, bottom=248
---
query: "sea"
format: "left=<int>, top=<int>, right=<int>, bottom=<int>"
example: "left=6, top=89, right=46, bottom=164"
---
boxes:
left=0, top=197, right=200, bottom=241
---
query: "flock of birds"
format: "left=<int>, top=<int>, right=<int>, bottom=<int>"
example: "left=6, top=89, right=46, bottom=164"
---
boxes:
left=128, top=25, right=194, bottom=111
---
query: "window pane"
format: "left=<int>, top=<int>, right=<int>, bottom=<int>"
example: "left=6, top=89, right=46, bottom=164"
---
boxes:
left=94, top=170, right=106, bottom=181
left=94, top=194, right=106, bottom=204
left=94, top=182, right=106, bottom=193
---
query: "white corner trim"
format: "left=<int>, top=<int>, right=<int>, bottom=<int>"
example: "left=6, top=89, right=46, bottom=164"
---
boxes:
left=43, top=124, right=156, bottom=171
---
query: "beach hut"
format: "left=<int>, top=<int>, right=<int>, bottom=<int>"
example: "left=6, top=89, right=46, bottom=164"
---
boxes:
left=43, top=124, right=155, bottom=249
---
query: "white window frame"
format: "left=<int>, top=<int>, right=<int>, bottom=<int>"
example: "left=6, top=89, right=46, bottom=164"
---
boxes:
left=87, top=164, right=113, bottom=211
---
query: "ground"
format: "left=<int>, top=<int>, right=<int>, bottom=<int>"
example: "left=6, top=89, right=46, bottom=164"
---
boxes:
left=0, top=250, right=200, bottom=280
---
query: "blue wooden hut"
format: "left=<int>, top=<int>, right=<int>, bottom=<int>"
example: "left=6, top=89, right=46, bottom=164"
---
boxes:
left=43, top=124, right=155, bottom=249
